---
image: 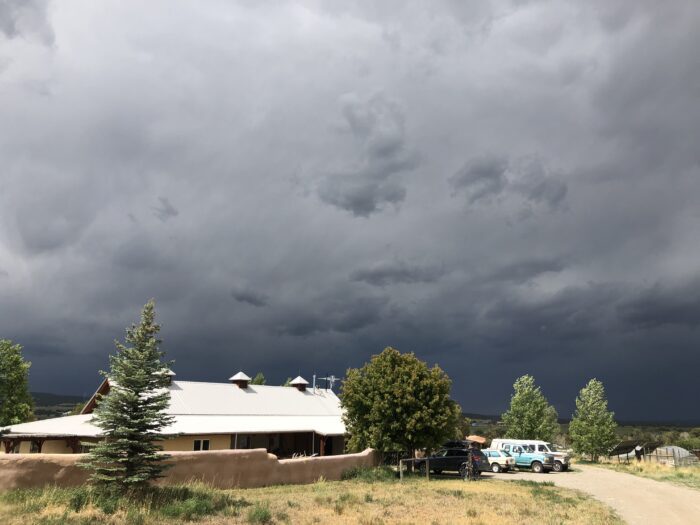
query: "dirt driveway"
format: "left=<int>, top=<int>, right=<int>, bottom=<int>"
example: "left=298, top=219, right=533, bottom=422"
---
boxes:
left=490, top=464, right=700, bottom=524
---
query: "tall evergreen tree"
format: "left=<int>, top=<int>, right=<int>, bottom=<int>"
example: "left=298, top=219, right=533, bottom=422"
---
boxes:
left=569, top=379, right=617, bottom=462
left=502, top=375, right=559, bottom=441
left=80, top=300, right=174, bottom=490
left=0, top=339, right=34, bottom=427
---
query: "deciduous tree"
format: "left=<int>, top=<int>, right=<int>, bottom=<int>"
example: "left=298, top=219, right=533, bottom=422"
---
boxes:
left=0, top=339, right=34, bottom=427
left=569, top=379, right=617, bottom=462
left=502, top=375, right=559, bottom=441
left=341, top=347, right=461, bottom=456
left=80, top=300, right=174, bottom=491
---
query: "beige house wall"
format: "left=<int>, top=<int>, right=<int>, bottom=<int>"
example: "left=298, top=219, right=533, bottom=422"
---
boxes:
left=4, top=433, right=345, bottom=456
left=160, top=434, right=231, bottom=452
left=0, top=448, right=378, bottom=490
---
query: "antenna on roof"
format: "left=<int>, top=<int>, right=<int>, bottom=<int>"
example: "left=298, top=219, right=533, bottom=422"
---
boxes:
left=318, top=374, right=339, bottom=391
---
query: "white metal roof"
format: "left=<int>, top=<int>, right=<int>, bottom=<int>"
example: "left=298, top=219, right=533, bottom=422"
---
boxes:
left=3, top=414, right=344, bottom=437
left=4, top=380, right=345, bottom=438
left=228, top=371, right=251, bottom=381
left=289, top=376, right=309, bottom=385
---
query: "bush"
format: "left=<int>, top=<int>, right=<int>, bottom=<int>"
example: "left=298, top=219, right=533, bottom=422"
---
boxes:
left=341, top=466, right=395, bottom=482
left=247, top=502, right=274, bottom=524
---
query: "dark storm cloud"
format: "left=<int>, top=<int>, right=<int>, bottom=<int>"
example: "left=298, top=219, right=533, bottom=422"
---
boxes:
left=275, top=295, right=388, bottom=337
left=318, top=93, right=418, bottom=216
left=350, top=260, right=444, bottom=286
left=231, top=287, right=269, bottom=308
left=1, top=0, right=699, bottom=422
left=617, top=280, right=700, bottom=329
left=486, top=257, right=566, bottom=284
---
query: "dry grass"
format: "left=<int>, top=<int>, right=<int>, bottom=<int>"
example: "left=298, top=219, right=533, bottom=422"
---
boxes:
left=0, top=475, right=622, bottom=525
left=596, top=460, right=700, bottom=491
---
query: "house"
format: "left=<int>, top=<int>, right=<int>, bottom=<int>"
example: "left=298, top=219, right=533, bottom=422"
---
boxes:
left=2, top=371, right=345, bottom=457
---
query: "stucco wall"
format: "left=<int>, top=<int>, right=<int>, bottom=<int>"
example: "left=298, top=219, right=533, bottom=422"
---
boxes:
left=0, top=448, right=378, bottom=491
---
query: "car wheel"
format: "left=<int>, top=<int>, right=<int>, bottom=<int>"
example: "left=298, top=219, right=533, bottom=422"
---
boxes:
left=418, top=463, right=427, bottom=476
left=553, top=461, right=563, bottom=472
left=491, top=463, right=502, bottom=473
left=531, top=461, right=544, bottom=474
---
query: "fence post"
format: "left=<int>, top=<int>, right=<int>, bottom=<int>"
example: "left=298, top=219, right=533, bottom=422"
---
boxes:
left=426, top=459, right=430, bottom=480
left=399, top=459, right=404, bottom=481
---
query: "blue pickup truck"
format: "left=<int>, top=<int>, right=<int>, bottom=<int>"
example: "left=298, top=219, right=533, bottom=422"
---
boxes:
left=500, top=443, right=554, bottom=473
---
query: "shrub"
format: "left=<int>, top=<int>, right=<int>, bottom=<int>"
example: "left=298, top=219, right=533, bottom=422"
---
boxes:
left=341, top=466, right=395, bottom=482
left=247, top=502, right=274, bottom=524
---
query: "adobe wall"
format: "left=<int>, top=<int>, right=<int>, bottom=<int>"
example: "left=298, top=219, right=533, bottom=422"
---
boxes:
left=0, top=448, right=378, bottom=491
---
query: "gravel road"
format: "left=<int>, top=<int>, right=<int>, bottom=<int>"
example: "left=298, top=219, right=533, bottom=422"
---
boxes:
left=490, top=464, right=700, bottom=524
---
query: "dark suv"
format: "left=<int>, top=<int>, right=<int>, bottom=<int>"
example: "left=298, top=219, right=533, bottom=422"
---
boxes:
left=415, top=448, right=490, bottom=475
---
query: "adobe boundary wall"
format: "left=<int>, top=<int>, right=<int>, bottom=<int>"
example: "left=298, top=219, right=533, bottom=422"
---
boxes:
left=0, top=449, right=378, bottom=491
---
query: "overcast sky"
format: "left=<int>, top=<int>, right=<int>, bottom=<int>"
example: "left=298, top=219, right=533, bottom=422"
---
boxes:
left=1, top=0, right=699, bottom=422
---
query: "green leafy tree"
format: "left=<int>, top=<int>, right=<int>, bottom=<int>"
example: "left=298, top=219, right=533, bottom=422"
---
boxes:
left=80, top=300, right=174, bottom=491
left=0, top=340, right=34, bottom=426
left=281, top=377, right=292, bottom=386
left=251, top=372, right=266, bottom=385
left=569, top=379, right=617, bottom=462
left=502, top=375, right=559, bottom=441
left=341, top=347, right=461, bottom=457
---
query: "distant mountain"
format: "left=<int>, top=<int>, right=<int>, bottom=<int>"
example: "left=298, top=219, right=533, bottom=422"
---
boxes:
left=31, top=392, right=88, bottom=420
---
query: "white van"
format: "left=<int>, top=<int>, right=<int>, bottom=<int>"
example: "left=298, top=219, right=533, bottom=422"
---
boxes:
left=490, top=439, right=571, bottom=471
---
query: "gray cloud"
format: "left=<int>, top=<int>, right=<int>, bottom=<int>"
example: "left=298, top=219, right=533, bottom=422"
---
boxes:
left=617, top=280, right=700, bottom=329
left=152, top=197, right=179, bottom=222
left=231, top=286, right=269, bottom=308
left=0, top=0, right=53, bottom=43
left=1, top=0, right=699, bottom=422
left=276, top=295, right=388, bottom=337
left=318, top=93, right=418, bottom=216
left=450, top=155, right=568, bottom=211
left=350, top=260, right=444, bottom=286
left=449, top=155, right=508, bottom=203
left=486, top=257, right=566, bottom=284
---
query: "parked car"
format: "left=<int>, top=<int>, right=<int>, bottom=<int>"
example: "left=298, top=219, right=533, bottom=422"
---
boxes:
left=491, top=439, right=571, bottom=472
left=482, top=449, right=516, bottom=473
left=415, top=448, right=490, bottom=475
left=492, top=443, right=554, bottom=473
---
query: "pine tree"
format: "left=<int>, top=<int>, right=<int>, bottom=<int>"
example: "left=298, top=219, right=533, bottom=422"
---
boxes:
left=502, top=375, right=559, bottom=441
left=80, top=300, right=174, bottom=491
left=251, top=372, right=266, bottom=385
left=0, top=340, right=34, bottom=427
left=569, top=379, right=617, bottom=462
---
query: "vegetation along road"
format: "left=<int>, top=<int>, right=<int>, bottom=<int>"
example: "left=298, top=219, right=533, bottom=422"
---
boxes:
left=492, top=464, right=700, bottom=525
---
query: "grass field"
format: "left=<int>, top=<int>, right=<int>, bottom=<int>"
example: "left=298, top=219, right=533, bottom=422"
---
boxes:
left=0, top=470, right=622, bottom=525
left=595, top=461, right=700, bottom=491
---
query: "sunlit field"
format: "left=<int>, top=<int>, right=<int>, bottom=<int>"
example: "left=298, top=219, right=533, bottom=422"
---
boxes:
left=0, top=470, right=622, bottom=525
left=596, top=460, right=700, bottom=491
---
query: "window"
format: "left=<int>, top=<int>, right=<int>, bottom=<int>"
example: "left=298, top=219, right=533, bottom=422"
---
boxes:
left=503, top=445, right=510, bottom=452
left=193, top=439, right=210, bottom=451
left=30, top=441, right=41, bottom=453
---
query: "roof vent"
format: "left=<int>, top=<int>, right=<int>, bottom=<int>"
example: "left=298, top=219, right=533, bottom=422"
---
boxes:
left=229, top=371, right=251, bottom=389
left=290, top=376, right=309, bottom=392
left=166, top=369, right=176, bottom=385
